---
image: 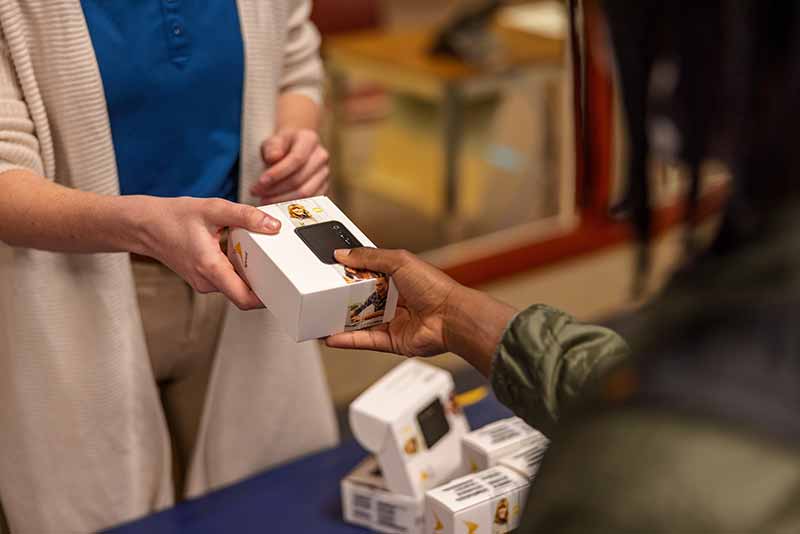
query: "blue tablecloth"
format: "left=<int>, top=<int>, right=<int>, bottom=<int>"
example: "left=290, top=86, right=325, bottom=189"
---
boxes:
left=106, top=394, right=512, bottom=533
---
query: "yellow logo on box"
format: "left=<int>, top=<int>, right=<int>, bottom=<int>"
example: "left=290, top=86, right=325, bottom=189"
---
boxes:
left=433, top=512, right=443, bottom=532
left=234, top=242, right=248, bottom=268
left=464, top=520, right=479, bottom=534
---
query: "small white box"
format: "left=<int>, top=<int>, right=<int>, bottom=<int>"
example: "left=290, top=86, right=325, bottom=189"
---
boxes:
left=498, top=439, right=549, bottom=480
left=341, top=456, right=425, bottom=534
left=425, top=466, right=531, bottom=534
left=350, top=360, right=470, bottom=498
left=229, top=196, right=398, bottom=342
left=461, top=417, right=547, bottom=474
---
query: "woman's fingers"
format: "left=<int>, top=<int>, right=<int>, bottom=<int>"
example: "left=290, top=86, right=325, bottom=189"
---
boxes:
left=262, top=132, right=290, bottom=164
left=260, top=148, right=328, bottom=196
left=261, top=131, right=317, bottom=182
left=206, top=198, right=280, bottom=233
left=200, top=254, right=264, bottom=310
left=251, top=148, right=329, bottom=199
left=259, top=167, right=328, bottom=204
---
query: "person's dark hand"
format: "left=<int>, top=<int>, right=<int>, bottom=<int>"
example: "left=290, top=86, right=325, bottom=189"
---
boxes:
left=326, top=248, right=461, bottom=357
left=136, top=196, right=280, bottom=310
left=249, top=129, right=329, bottom=204
left=326, top=248, right=518, bottom=376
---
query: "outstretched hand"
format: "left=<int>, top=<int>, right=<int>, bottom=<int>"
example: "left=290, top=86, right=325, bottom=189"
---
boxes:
left=325, top=247, right=518, bottom=376
left=138, top=197, right=280, bottom=310
left=325, top=248, right=460, bottom=357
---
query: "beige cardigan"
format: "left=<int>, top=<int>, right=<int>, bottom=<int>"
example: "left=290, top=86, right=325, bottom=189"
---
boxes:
left=0, top=1, right=338, bottom=532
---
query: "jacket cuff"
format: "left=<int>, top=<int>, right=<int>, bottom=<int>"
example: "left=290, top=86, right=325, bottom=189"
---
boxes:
left=490, top=304, right=570, bottom=427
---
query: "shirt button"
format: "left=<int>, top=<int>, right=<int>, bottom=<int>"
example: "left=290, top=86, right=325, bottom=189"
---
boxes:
left=172, top=24, right=183, bottom=36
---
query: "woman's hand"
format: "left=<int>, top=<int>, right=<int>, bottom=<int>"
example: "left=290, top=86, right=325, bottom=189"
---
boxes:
left=249, top=128, right=329, bottom=204
left=134, top=196, right=280, bottom=310
left=325, top=248, right=517, bottom=375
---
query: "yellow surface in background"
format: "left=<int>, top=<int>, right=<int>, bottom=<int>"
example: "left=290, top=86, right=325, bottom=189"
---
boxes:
left=348, top=94, right=499, bottom=219
left=454, top=386, right=488, bottom=407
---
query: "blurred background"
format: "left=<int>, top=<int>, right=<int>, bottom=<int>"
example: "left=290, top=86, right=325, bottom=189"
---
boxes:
left=311, top=0, right=727, bottom=436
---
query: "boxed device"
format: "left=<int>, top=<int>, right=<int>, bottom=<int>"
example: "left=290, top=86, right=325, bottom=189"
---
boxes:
left=425, top=466, right=531, bottom=534
left=349, top=360, right=470, bottom=498
left=462, top=417, right=547, bottom=474
left=229, top=196, right=398, bottom=341
left=341, top=456, right=425, bottom=534
left=498, top=439, right=548, bottom=480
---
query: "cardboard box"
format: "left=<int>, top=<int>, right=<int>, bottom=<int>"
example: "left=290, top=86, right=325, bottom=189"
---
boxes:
left=498, top=440, right=548, bottom=480
left=350, top=360, right=470, bottom=498
left=462, top=417, right=547, bottom=474
left=425, top=466, right=531, bottom=534
left=229, top=196, right=398, bottom=342
left=341, top=456, right=425, bottom=534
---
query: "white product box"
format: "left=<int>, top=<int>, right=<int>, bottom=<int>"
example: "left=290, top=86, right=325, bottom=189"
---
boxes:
left=498, top=440, right=548, bottom=480
left=350, top=360, right=470, bottom=498
left=341, top=456, right=425, bottom=534
left=426, top=466, right=531, bottom=534
left=229, top=196, right=398, bottom=342
left=462, top=417, right=547, bottom=474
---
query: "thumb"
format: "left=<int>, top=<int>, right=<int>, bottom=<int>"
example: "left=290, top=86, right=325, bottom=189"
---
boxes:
left=262, top=132, right=292, bottom=163
left=334, top=247, right=410, bottom=275
left=211, top=201, right=281, bottom=234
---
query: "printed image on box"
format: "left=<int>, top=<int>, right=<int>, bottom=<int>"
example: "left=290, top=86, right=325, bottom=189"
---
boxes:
left=281, top=200, right=323, bottom=227
left=345, top=270, right=390, bottom=330
left=426, top=466, right=531, bottom=534
left=350, top=360, right=470, bottom=498
left=341, top=456, right=425, bottom=534
left=462, top=417, right=547, bottom=473
left=228, top=196, right=399, bottom=341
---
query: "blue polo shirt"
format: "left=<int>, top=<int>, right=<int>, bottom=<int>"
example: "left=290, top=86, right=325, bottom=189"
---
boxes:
left=81, top=1, right=244, bottom=201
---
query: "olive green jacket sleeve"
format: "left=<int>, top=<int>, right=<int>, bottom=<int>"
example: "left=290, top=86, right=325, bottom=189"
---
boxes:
left=490, top=305, right=630, bottom=433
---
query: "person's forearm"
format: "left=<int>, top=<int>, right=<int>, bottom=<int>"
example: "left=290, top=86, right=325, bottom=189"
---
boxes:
left=444, top=287, right=517, bottom=377
left=0, top=169, right=148, bottom=254
left=276, top=92, right=321, bottom=132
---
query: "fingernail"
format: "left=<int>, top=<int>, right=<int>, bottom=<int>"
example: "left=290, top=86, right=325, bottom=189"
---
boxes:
left=265, top=218, right=281, bottom=231
left=334, top=249, right=351, bottom=260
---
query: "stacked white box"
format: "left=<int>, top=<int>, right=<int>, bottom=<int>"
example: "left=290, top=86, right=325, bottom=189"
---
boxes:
left=498, top=439, right=548, bottom=480
left=341, top=456, right=425, bottom=534
left=229, top=195, right=398, bottom=342
left=461, top=417, right=547, bottom=474
left=425, top=466, right=531, bottom=534
left=350, top=360, right=470, bottom=498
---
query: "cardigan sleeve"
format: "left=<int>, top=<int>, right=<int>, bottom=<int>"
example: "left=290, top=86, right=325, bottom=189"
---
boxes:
left=0, top=35, right=44, bottom=177
left=490, top=304, right=631, bottom=433
left=279, top=0, right=324, bottom=104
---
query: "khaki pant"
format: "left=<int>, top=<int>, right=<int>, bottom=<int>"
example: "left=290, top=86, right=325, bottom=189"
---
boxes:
left=133, top=259, right=227, bottom=499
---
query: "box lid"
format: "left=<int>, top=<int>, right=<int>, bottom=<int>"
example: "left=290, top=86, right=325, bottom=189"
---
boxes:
left=498, top=438, right=549, bottom=479
left=254, top=196, right=378, bottom=295
left=350, top=360, right=454, bottom=453
left=462, top=417, right=543, bottom=458
left=346, top=456, right=388, bottom=491
left=426, top=466, right=528, bottom=513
